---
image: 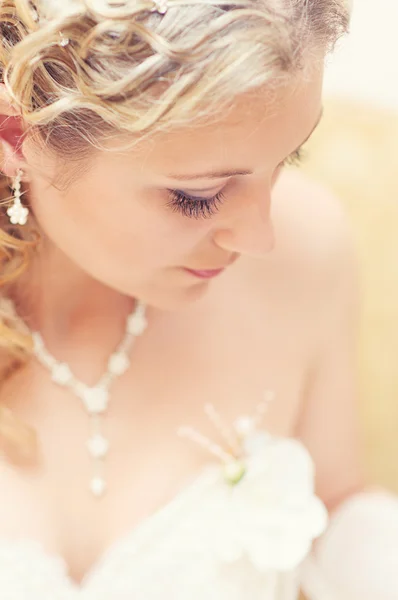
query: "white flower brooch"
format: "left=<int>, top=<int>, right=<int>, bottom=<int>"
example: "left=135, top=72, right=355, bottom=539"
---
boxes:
left=178, top=394, right=328, bottom=572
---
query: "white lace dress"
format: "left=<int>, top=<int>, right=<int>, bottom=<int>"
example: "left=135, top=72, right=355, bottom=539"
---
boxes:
left=0, top=429, right=327, bottom=600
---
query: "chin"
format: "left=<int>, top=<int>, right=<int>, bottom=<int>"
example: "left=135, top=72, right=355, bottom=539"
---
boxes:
left=131, top=280, right=210, bottom=311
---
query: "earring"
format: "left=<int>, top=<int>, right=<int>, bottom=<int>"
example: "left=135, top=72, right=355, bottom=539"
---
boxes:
left=7, top=169, right=29, bottom=226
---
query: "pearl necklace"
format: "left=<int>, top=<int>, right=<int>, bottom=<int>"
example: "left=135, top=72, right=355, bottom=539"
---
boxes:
left=31, top=301, right=147, bottom=498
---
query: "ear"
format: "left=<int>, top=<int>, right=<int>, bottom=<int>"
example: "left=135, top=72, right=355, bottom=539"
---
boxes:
left=0, top=85, right=28, bottom=178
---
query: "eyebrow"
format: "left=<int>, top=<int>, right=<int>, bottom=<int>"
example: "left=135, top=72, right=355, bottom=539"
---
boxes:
left=166, top=108, right=324, bottom=181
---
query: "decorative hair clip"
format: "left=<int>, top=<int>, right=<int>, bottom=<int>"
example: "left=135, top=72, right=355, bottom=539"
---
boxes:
left=58, top=32, right=70, bottom=47
left=152, top=0, right=168, bottom=14
left=31, top=5, right=40, bottom=22
left=178, top=391, right=275, bottom=485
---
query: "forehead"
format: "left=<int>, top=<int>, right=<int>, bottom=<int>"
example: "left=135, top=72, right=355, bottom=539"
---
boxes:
left=126, top=67, right=323, bottom=175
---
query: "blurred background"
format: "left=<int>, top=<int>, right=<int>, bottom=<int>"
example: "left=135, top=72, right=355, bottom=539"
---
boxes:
left=303, top=0, right=398, bottom=493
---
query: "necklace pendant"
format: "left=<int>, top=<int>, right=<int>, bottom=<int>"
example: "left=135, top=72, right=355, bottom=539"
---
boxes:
left=87, top=434, right=109, bottom=459
left=80, top=386, right=109, bottom=415
left=27, top=300, right=147, bottom=500
left=90, top=477, right=106, bottom=498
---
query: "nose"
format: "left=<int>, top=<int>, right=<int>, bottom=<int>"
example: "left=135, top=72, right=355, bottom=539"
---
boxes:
left=213, top=186, right=274, bottom=258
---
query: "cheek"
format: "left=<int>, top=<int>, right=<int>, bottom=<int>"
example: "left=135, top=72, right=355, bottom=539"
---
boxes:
left=82, top=187, right=211, bottom=265
left=31, top=177, right=210, bottom=269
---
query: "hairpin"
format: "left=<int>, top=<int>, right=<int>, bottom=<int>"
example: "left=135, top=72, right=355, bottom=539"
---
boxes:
left=31, top=6, right=40, bottom=22
left=58, top=32, right=70, bottom=47
left=152, top=0, right=168, bottom=14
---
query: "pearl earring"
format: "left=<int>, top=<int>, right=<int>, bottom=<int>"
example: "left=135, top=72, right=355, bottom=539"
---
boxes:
left=7, top=169, right=29, bottom=226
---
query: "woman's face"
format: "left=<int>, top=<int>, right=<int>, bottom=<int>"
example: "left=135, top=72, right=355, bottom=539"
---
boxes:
left=23, top=65, right=323, bottom=309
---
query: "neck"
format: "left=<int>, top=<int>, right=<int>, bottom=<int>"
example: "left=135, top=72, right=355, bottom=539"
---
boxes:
left=11, top=235, right=133, bottom=351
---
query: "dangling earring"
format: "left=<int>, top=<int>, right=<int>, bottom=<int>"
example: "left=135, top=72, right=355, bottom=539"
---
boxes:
left=7, top=169, right=29, bottom=226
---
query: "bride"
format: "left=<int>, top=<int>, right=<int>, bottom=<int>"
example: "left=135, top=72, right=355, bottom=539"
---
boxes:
left=0, top=1, right=397, bottom=598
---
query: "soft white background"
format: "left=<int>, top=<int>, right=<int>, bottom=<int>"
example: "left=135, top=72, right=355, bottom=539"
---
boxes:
left=324, top=0, right=398, bottom=110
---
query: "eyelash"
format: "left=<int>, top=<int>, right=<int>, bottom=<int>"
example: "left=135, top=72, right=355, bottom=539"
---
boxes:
left=167, top=189, right=226, bottom=219
left=283, top=147, right=306, bottom=167
left=167, top=148, right=306, bottom=219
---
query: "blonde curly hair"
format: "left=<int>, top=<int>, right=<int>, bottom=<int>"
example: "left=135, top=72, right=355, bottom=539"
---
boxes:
left=0, top=0, right=349, bottom=457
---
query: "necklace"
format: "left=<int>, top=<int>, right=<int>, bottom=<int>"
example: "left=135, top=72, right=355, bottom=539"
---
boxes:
left=31, top=301, right=147, bottom=498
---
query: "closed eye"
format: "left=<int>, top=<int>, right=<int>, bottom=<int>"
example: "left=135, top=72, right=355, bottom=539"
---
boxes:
left=167, top=145, right=307, bottom=219
left=167, top=189, right=226, bottom=219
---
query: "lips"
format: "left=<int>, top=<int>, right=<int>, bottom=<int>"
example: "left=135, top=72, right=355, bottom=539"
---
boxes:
left=184, top=267, right=226, bottom=279
left=183, top=254, right=239, bottom=280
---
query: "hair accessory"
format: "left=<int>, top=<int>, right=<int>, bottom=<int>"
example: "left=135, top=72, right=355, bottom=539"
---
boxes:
left=7, top=169, right=29, bottom=226
left=152, top=0, right=168, bottom=14
left=31, top=5, right=40, bottom=22
left=58, top=32, right=70, bottom=47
